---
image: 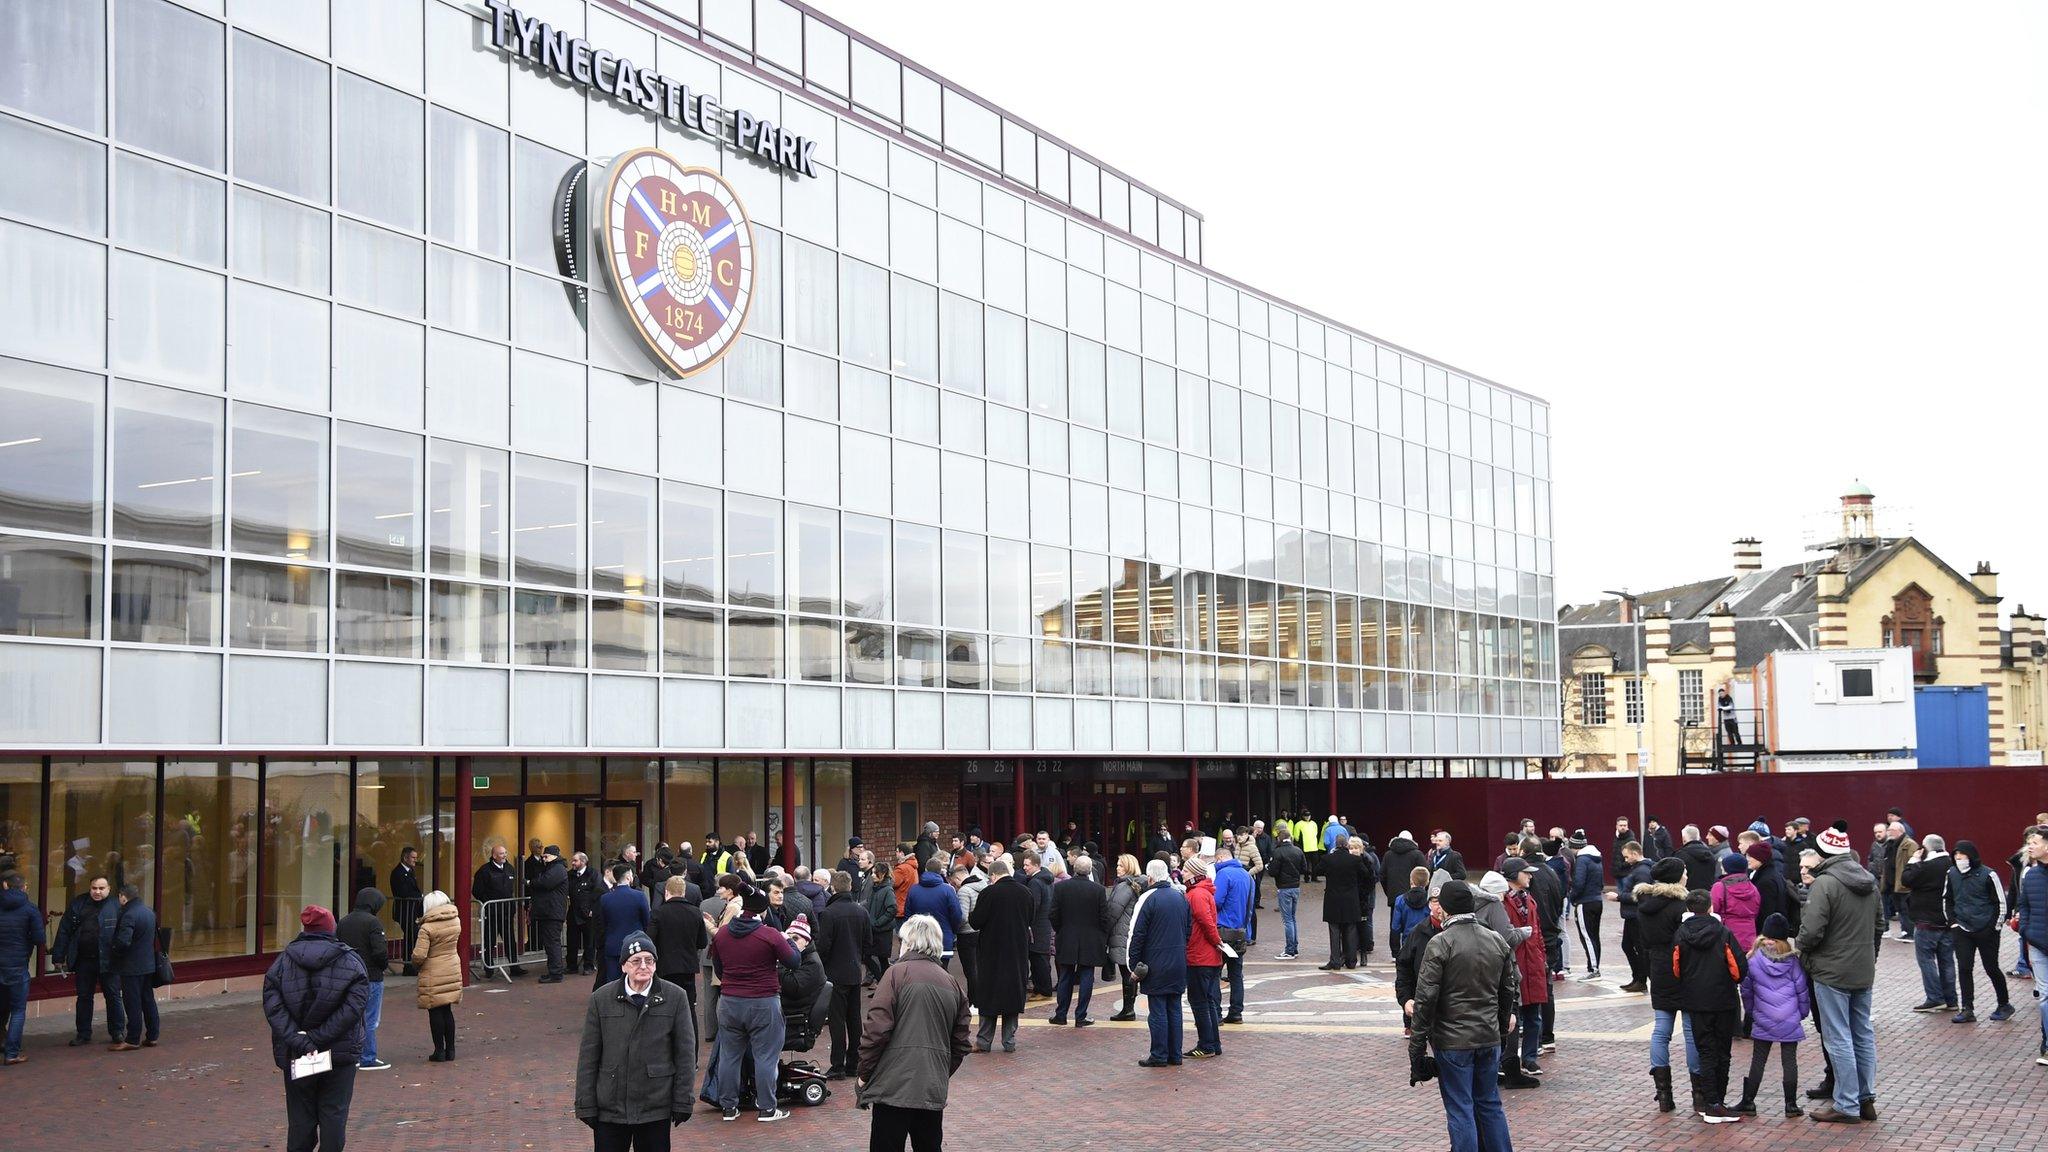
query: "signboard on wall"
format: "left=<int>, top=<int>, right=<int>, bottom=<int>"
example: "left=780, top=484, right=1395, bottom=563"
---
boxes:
left=598, top=148, right=756, bottom=378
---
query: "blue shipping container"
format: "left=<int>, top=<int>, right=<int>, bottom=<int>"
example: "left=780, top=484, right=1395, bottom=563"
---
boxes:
left=1914, top=685, right=1991, bottom=768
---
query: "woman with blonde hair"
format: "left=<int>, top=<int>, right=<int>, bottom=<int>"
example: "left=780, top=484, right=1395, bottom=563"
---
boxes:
left=411, top=890, right=463, bottom=1062
left=1104, top=854, right=1145, bottom=1021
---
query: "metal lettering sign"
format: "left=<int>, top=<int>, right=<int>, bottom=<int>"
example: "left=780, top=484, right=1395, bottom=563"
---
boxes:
left=600, top=148, right=755, bottom=377
left=482, top=0, right=819, bottom=179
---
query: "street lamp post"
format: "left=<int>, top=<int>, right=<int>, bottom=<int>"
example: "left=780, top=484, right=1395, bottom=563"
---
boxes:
left=1603, top=589, right=1648, bottom=834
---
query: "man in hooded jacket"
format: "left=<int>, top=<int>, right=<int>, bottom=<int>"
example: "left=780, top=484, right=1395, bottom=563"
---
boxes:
left=335, top=888, right=390, bottom=1069
left=262, top=905, right=370, bottom=1152
left=1794, top=822, right=1886, bottom=1124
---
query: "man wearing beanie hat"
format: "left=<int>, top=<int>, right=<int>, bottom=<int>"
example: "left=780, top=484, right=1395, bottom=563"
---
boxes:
left=1407, top=879, right=1520, bottom=1150
left=1794, top=822, right=1884, bottom=1123
left=262, top=905, right=370, bottom=1152
left=1565, top=832, right=1605, bottom=980
left=1634, top=857, right=1699, bottom=1113
left=1743, top=841, right=1794, bottom=942
left=576, top=929, right=698, bottom=1145
left=706, top=886, right=801, bottom=1121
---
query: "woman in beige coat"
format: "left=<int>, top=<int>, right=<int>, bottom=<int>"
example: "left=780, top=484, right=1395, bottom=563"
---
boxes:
left=411, top=890, right=463, bottom=1062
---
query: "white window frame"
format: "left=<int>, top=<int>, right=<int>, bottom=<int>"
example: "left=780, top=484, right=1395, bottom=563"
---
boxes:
left=1679, top=668, right=1705, bottom=725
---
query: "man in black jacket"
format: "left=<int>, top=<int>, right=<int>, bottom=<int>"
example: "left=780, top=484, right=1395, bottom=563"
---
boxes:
left=52, top=875, right=122, bottom=1045
left=1519, top=838, right=1566, bottom=1009
left=1641, top=817, right=1676, bottom=863
left=530, top=846, right=570, bottom=984
left=1677, top=826, right=1719, bottom=892
left=1268, top=827, right=1308, bottom=959
left=336, top=888, right=390, bottom=1069
left=1899, top=834, right=1957, bottom=1012
left=814, top=870, right=871, bottom=1078
left=390, top=846, right=424, bottom=976
left=1021, top=855, right=1056, bottom=999
left=1049, top=854, right=1110, bottom=1027
left=473, top=844, right=523, bottom=976
left=566, top=852, right=602, bottom=976
left=263, top=906, right=370, bottom=1152
left=650, top=875, right=708, bottom=1015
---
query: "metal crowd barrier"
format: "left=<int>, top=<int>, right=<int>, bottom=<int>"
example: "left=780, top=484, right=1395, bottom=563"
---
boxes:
left=471, top=896, right=542, bottom=980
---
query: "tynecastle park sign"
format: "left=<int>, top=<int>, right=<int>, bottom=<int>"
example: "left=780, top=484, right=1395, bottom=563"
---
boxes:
left=481, top=0, right=821, bottom=179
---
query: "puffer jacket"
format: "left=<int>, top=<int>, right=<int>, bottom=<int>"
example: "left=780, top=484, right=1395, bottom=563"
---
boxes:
left=1672, top=912, right=1747, bottom=1013
left=1633, top=881, right=1692, bottom=1013
left=1185, top=877, right=1223, bottom=968
left=1381, top=837, right=1429, bottom=901
left=1615, top=858, right=1651, bottom=921
left=1106, top=875, right=1143, bottom=967
left=2015, top=862, right=2048, bottom=950
left=1741, top=949, right=1809, bottom=1043
left=1471, top=873, right=1531, bottom=948
left=574, top=976, right=697, bottom=1126
left=903, top=872, right=965, bottom=951
left=1794, top=853, right=1884, bottom=990
left=261, top=931, right=369, bottom=1070
left=856, top=953, right=970, bottom=1111
left=1391, top=887, right=1430, bottom=944
left=0, top=886, right=43, bottom=969
left=1943, top=848, right=2006, bottom=934
left=1407, top=916, right=1518, bottom=1058
left=411, top=901, right=465, bottom=1009
left=954, top=871, right=987, bottom=944
left=1711, top=873, right=1761, bottom=953
left=1568, top=846, right=1605, bottom=903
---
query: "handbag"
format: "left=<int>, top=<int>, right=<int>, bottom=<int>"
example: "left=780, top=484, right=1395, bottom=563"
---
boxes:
left=151, top=926, right=174, bottom=987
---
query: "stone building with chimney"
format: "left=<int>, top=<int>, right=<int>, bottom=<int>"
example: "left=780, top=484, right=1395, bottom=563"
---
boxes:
left=1557, top=483, right=2048, bottom=773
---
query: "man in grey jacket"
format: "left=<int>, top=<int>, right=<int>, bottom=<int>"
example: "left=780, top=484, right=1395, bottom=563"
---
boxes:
left=1794, top=822, right=1886, bottom=1125
left=1409, top=880, right=1520, bottom=1152
left=575, top=931, right=698, bottom=1146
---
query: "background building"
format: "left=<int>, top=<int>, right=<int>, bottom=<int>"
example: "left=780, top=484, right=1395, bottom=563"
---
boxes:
left=1559, top=484, right=2045, bottom=773
left=0, top=0, right=1554, bottom=988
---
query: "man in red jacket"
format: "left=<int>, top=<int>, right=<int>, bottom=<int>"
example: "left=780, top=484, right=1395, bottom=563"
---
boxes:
left=1500, top=860, right=1551, bottom=1088
left=1184, top=856, right=1225, bottom=1059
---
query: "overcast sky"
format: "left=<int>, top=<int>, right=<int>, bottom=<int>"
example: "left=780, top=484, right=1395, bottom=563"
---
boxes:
left=810, top=1, right=2048, bottom=610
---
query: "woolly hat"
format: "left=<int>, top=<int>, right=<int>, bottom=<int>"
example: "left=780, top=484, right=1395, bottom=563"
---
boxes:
left=741, top=887, right=770, bottom=915
left=1652, top=858, right=1686, bottom=884
left=1817, top=820, right=1853, bottom=856
left=1759, top=912, right=1792, bottom=942
left=1476, top=870, right=1509, bottom=897
left=1748, top=820, right=1772, bottom=838
left=1709, top=824, right=1730, bottom=842
left=1745, top=842, right=1774, bottom=865
left=1438, top=880, right=1476, bottom=916
left=620, top=931, right=656, bottom=962
left=299, top=905, right=336, bottom=934
left=1722, top=853, right=1749, bottom=876
left=1566, top=829, right=1588, bottom=850
left=786, top=915, right=812, bottom=944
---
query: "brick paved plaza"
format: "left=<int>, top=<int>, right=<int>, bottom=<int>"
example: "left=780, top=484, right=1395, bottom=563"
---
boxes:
left=9, top=886, right=2043, bottom=1151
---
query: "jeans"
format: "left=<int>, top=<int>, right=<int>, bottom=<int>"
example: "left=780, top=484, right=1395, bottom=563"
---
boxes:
left=1053, top=963, right=1095, bottom=1020
left=715, top=994, right=785, bottom=1113
left=1145, top=992, right=1182, bottom=1062
left=2029, top=943, right=2048, bottom=1048
left=74, top=966, right=123, bottom=1041
left=868, top=1101, right=943, bottom=1152
left=1188, top=965, right=1222, bottom=1054
left=357, top=982, right=383, bottom=1065
left=120, top=972, right=160, bottom=1044
left=282, top=1060, right=357, bottom=1152
left=1913, top=927, right=1957, bottom=1006
left=1811, top=982, right=1877, bottom=1114
left=1649, top=1007, right=1700, bottom=1073
left=1518, top=1001, right=1546, bottom=1064
left=1435, top=1046, right=1514, bottom=1152
left=1277, top=888, right=1300, bottom=954
left=1224, top=950, right=1244, bottom=1016
left=1952, top=927, right=2009, bottom=1011
left=1, top=967, right=27, bottom=1059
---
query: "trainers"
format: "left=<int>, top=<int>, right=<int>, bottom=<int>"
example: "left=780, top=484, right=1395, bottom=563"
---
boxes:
left=1909, top=1000, right=1945, bottom=1012
left=1522, top=1061, right=1543, bottom=1076
left=1539, top=1042, right=1556, bottom=1055
left=358, top=1058, right=392, bottom=1070
left=756, top=1108, right=790, bottom=1123
left=1275, top=952, right=1297, bottom=960
left=2036, top=1044, right=2048, bottom=1067
left=1952, top=1010, right=1976, bottom=1023
left=721, top=1107, right=740, bottom=1122
left=1990, top=1004, right=2016, bottom=1022
left=1699, top=1106, right=1739, bottom=1124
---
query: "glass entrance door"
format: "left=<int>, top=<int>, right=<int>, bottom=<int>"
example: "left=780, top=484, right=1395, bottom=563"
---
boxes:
left=580, top=801, right=641, bottom=871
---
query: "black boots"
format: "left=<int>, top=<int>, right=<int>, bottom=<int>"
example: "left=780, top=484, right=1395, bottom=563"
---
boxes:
left=1688, top=1073, right=1706, bottom=1115
left=1499, top=1054, right=1542, bottom=1089
left=1651, top=1066, right=1675, bottom=1113
left=1735, top=1075, right=1758, bottom=1115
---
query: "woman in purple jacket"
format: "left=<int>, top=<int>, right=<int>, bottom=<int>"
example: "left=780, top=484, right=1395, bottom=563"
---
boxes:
left=1736, top=912, right=1809, bottom=1117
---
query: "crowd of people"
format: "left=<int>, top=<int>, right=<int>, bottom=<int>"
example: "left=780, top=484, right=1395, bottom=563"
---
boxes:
left=3, top=804, right=2045, bottom=1152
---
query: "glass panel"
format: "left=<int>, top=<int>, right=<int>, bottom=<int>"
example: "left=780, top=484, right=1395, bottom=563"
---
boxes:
left=513, top=455, right=583, bottom=588
left=0, top=760, right=41, bottom=938
left=728, top=612, right=782, bottom=678
left=1031, top=544, right=1069, bottom=638
left=233, top=186, right=328, bottom=296
left=990, top=633, right=1030, bottom=692
left=115, top=151, right=225, bottom=265
left=335, top=571, right=421, bottom=658
left=893, top=522, right=939, bottom=626
left=116, top=0, right=224, bottom=168
left=839, top=257, right=888, bottom=369
left=715, top=759, right=764, bottom=847
left=662, top=759, right=714, bottom=848
left=1071, top=552, right=1107, bottom=642
left=945, top=632, right=985, bottom=689
left=513, top=588, right=584, bottom=666
left=430, top=441, right=506, bottom=581
left=0, top=112, right=105, bottom=234
left=896, top=627, right=941, bottom=687
left=231, top=403, right=328, bottom=561
left=591, top=597, right=656, bottom=671
left=2, top=0, right=105, bottom=132
left=354, top=759, right=432, bottom=945
left=111, top=381, right=220, bottom=548
left=0, top=534, right=99, bottom=638
left=233, top=31, right=329, bottom=201
left=0, top=356, right=101, bottom=535
left=428, top=107, right=509, bottom=257
left=841, top=513, right=889, bottom=619
left=111, top=547, right=220, bottom=644
left=590, top=469, right=655, bottom=595
left=428, top=579, right=506, bottom=662
left=45, top=762, right=154, bottom=929
left=659, top=481, right=719, bottom=601
left=844, top=620, right=890, bottom=684
left=263, top=761, right=349, bottom=952
left=228, top=560, right=326, bottom=652
left=791, top=615, right=839, bottom=681
left=336, top=423, right=422, bottom=570
left=661, top=603, right=720, bottom=675
left=726, top=493, right=782, bottom=609
left=787, top=504, right=837, bottom=615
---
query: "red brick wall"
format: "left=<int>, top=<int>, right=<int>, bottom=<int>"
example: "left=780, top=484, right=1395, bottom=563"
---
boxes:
left=857, top=760, right=961, bottom=852
left=1338, top=766, right=2048, bottom=869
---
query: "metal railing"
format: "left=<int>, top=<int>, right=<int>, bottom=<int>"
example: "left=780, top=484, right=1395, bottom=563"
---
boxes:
left=471, top=896, right=543, bottom=980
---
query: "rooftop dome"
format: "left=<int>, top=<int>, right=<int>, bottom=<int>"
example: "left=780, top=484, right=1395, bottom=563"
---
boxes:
left=1843, top=479, right=1874, bottom=499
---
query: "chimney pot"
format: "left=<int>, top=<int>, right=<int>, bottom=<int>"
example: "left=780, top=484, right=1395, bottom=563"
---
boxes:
left=1733, top=537, right=1763, bottom=573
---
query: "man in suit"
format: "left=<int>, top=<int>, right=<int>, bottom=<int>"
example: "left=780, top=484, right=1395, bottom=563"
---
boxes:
left=596, top=863, right=650, bottom=989
left=1021, top=854, right=1056, bottom=999
left=389, top=846, right=423, bottom=976
left=472, top=844, right=523, bottom=976
left=1049, top=854, right=1110, bottom=1027
left=565, top=852, right=601, bottom=975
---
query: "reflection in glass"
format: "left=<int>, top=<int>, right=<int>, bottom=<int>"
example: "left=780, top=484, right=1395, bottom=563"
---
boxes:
left=844, top=620, right=891, bottom=684
left=111, top=547, right=218, bottom=645
left=726, top=494, right=782, bottom=610
left=896, top=628, right=941, bottom=687
left=231, top=403, right=328, bottom=561
left=429, top=580, right=506, bottom=663
left=840, top=513, right=890, bottom=620
left=893, top=522, right=939, bottom=626
left=0, top=535, right=98, bottom=638
left=233, top=32, right=329, bottom=201
left=945, top=633, right=986, bottom=689
left=513, top=455, right=582, bottom=588
left=787, top=505, right=838, bottom=615
left=661, top=604, right=720, bottom=676
left=159, top=759, right=257, bottom=959
left=263, top=761, right=348, bottom=953
left=335, top=571, right=422, bottom=658
left=990, top=634, right=1030, bottom=693
left=429, top=107, right=508, bottom=257
left=590, top=469, right=655, bottom=595
left=591, top=597, right=656, bottom=672
left=660, top=482, right=719, bottom=601
left=728, top=613, right=782, bottom=678
left=336, top=423, right=422, bottom=570
left=0, top=357, right=101, bottom=535
left=228, top=560, right=326, bottom=652
left=791, top=616, right=840, bottom=682
left=513, top=588, right=583, bottom=667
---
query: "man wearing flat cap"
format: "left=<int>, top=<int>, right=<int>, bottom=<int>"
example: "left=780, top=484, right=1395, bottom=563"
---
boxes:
left=576, top=930, right=698, bottom=1149
left=1408, top=879, right=1521, bottom=1151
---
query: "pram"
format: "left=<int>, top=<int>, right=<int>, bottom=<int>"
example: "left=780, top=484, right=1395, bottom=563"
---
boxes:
left=737, top=976, right=835, bottom=1107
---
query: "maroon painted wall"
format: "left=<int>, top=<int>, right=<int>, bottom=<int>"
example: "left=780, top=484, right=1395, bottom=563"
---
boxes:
left=1339, top=767, right=2048, bottom=869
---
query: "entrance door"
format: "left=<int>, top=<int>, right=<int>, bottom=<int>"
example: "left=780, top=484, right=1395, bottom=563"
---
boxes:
left=581, top=802, right=641, bottom=871
left=471, top=802, right=521, bottom=877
